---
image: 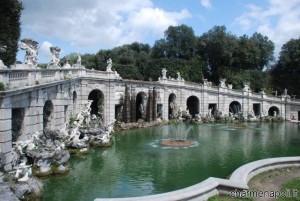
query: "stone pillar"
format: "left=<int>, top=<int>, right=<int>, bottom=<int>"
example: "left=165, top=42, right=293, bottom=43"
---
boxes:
left=153, top=88, right=157, bottom=121
left=0, top=105, right=12, bottom=171
left=104, top=82, right=115, bottom=125
left=130, top=87, right=136, bottom=122
left=162, top=88, right=169, bottom=120
left=146, top=88, right=153, bottom=122
left=123, top=85, right=131, bottom=123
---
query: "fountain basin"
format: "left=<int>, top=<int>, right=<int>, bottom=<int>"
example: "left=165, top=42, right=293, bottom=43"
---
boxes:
left=161, top=139, right=195, bottom=147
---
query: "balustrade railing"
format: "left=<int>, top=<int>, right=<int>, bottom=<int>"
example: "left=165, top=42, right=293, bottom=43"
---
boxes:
left=0, top=66, right=122, bottom=90
left=0, top=67, right=299, bottom=105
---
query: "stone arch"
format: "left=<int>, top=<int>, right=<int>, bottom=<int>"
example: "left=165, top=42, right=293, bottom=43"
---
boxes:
left=268, top=106, right=280, bottom=116
left=229, top=101, right=241, bottom=115
left=186, top=96, right=199, bottom=117
left=168, top=93, right=176, bottom=119
left=136, top=91, right=147, bottom=120
left=43, top=100, right=54, bottom=129
left=88, top=89, right=104, bottom=117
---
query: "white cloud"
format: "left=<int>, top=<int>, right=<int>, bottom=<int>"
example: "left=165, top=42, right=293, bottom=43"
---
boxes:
left=200, top=0, right=212, bottom=9
left=21, top=0, right=191, bottom=51
left=39, top=41, right=52, bottom=58
left=234, top=0, right=300, bottom=58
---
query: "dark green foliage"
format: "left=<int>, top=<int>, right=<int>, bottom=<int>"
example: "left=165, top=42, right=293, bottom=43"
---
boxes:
left=81, top=53, right=98, bottom=69
left=198, top=26, right=238, bottom=83
left=0, top=81, right=4, bottom=91
left=0, top=0, right=23, bottom=66
left=271, top=37, right=300, bottom=96
left=151, top=24, right=197, bottom=59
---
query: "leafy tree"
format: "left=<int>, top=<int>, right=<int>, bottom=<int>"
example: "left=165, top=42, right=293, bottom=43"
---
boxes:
left=0, top=0, right=23, bottom=66
left=164, top=24, right=197, bottom=59
left=151, top=39, right=167, bottom=59
left=81, top=53, right=98, bottom=69
left=198, top=25, right=238, bottom=83
left=151, top=25, right=197, bottom=60
left=271, top=37, right=300, bottom=96
left=249, top=32, right=274, bottom=70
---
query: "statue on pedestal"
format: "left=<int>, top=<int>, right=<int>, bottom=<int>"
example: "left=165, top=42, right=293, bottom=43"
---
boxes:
left=106, top=58, right=112, bottom=72
left=48, top=46, right=61, bottom=67
left=162, top=68, right=167, bottom=79
left=219, top=78, right=227, bottom=88
left=19, top=38, right=39, bottom=66
left=243, top=82, right=250, bottom=92
left=77, top=54, right=81, bottom=66
left=177, top=72, right=181, bottom=80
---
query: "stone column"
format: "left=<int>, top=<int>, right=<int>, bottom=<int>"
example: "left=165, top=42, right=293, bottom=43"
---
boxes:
left=0, top=97, right=12, bottom=170
left=130, top=87, right=136, bottom=122
left=104, top=82, right=115, bottom=125
left=146, top=88, right=153, bottom=122
left=123, top=85, right=131, bottom=123
left=162, top=88, right=169, bottom=120
left=153, top=88, right=157, bottom=121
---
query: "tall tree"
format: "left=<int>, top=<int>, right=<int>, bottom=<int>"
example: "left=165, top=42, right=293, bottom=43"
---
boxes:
left=151, top=25, right=197, bottom=60
left=164, top=24, right=197, bottom=59
left=249, top=32, right=274, bottom=70
left=0, top=0, right=23, bottom=66
left=198, top=25, right=238, bottom=83
left=271, top=37, right=300, bottom=96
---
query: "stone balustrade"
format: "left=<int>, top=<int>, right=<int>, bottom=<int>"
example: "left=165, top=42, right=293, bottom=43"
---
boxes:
left=0, top=66, right=286, bottom=104
left=0, top=66, right=121, bottom=90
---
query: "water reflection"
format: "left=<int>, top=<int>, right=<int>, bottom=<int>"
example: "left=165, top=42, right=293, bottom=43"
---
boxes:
left=43, top=122, right=300, bottom=201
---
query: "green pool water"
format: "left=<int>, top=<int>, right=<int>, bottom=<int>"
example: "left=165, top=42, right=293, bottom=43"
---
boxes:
left=42, top=122, right=300, bottom=201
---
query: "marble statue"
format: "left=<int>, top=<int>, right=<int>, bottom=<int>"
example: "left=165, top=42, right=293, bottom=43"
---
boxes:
left=162, top=68, right=167, bottom=79
left=176, top=72, right=181, bottom=81
left=203, top=79, right=212, bottom=86
left=273, top=111, right=277, bottom=117
left=15, top=159, right=32, bottom=182
left=208, top=108, right=213, bottom=118
left=63, top=57, right=71, bottom=68
left=106, top=58, right=112, bottom=72
left=243, top=82, right=250, bottom=92
left=219, top=78, right=227, bottom=88
left=19, top=38, right=39, bottom=66
left=49, top=46, right=61, bottom=67
left=77, top=54, right=81, bottom=66
left=284, top=88, right=288, bottom=96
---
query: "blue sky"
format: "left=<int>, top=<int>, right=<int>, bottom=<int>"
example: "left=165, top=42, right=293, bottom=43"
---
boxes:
left=17, top=0, right=300, bottom=63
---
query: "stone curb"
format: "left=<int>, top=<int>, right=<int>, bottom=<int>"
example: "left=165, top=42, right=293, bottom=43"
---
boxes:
left=94, top=156, right=300, bottom=201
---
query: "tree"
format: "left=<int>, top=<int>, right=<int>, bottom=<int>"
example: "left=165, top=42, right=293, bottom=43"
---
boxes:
left=198, top=25, right=238, bottom=83
left=0, top=0, right=23, bottom=66
left=151, top=39, right=167, bottom=59
left=81, top=53, right=98, bottom=69
left=249, top=32, right=274, bottom=70
left=271, top=37, right=300, bottom=96
left=151, top=25, right=197, bottom=60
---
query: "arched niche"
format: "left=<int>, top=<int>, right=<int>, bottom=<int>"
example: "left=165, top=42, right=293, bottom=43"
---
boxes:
left=43, top=100, right=54, bottom=129
left=229, top=101, right=241, bottom=115
left=168, top=93, right=176, bottom=119
left=136, top=91, right=147, bottom=120
left=186, top=96, right=199, bottom=117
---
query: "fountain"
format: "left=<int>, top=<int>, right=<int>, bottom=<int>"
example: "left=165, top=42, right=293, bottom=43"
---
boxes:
left=161, top=123, right=196, bottom=147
